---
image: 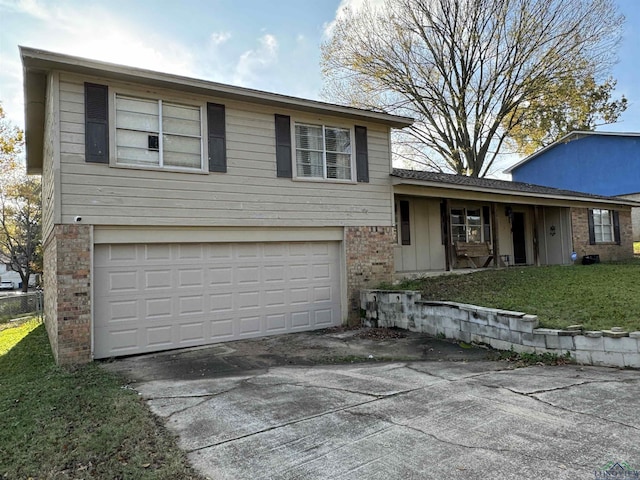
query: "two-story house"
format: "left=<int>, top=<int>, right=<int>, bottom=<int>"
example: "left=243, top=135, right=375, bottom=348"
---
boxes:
left=22, top=48, right=636, bottom=365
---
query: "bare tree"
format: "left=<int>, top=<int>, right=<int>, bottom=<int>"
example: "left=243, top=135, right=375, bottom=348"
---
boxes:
left=0, top=103, right=42, bottom=292
left=322, top=0, right=625, bottom=177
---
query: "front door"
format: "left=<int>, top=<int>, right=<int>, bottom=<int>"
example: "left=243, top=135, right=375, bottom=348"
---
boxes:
left=512, top=212, right=527, bottom=264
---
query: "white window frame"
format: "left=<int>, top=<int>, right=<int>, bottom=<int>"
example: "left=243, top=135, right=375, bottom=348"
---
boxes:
left=111, top=90, right=207, bottom=173
left=592, top=208, right=614, bottom=243
left=292, top=121, right=356, bottom=183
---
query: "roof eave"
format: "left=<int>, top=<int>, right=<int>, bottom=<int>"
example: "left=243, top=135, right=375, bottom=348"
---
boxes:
left=391, top=177, right=638, bottom=207
left=20, top=46, right=414, bottom=129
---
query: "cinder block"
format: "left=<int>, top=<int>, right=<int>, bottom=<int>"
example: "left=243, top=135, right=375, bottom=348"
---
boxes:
left=603, top=336, right=639, bottom=354
left=574, top=350, right=592, bottom=365
left=601, top=330, right=629, bottom=338
left=498, top=328, right=512, bottom=341
left=584, top=331, right=603, bottom=338
left=511, top=343, right=536, bottom=354
left=559, top=336, right=575, bottom=350
left=509, top=330, right=522, bottom=344
left=545, top=334, right=561, bottom=350
left=489, top=338, right=513, bottom=351
left=575, top=335, right=605, bottom=351
left=439, top=316, right=462, bottom=332
left=622, top=353, right=640, bottom=369
left=629, top=332, right=640, bottom=339
left=521, top=332, right=546, bottom=348
left=509, top=316, right=537, bottom=333
left=457, top=330, right=471, bottom=343
left=590, top=351, right=625, bottom=368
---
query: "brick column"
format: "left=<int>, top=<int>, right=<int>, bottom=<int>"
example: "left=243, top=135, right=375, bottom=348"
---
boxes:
left=43, top=224, right=92, bottom=365
left=345, top=226, right=395, bottom=323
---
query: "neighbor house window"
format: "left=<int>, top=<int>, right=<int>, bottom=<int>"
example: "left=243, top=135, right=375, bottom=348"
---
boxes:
left=451, top=207, right=483, bottom=243
left=115, top=94, right=203, bottom=170
left=591, top=209, right=614, bottom=243
left=294, top=123, right=352, bottom=180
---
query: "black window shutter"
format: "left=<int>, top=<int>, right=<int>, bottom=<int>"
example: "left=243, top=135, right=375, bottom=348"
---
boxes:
left=587, top=209, right=596, bottom=245
left=400, top=200, right=411, bottom=245
left=482, top=205, right=491, bottom=243
left=207, top=103, right=226, bottom=172
left=355, top=125, right=369, bottom=183
left=275, top=114, right=292, bottom=178
left=84, top=83, right=109, bottom=164
left=613, top=210, right=621, bottom=245
left=440, top=201, right=447, bottom=245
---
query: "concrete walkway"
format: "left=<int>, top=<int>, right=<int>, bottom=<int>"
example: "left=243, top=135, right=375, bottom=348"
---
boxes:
left=104, top=329, right=640, bottom=479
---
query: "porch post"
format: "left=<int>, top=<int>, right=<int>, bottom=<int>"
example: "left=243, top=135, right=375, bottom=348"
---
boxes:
left=533, top=206, right=541, bottom=266
left=443, top=198, right=453, bottom=271
left=491, top=203, right=500, bottom=267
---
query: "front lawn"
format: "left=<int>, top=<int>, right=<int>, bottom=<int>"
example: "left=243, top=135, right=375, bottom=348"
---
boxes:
left=0, top=320, right=206, bottom=479
left=392, top=260, right=640, bottom=332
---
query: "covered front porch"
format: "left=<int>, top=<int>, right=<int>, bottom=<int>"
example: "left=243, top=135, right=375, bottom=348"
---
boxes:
left=393, top=194, right=572, bottom=273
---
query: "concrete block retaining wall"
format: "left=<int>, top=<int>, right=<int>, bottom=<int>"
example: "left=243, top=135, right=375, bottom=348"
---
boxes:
left=361, top=290, right=640, bottom=369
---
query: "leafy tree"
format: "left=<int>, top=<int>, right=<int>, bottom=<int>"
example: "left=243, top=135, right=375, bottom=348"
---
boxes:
left=506, top=75, right=627, bottom=155
left=0, top=103, right=42, bottom=292
left=321, top=0, right=626, bottom=176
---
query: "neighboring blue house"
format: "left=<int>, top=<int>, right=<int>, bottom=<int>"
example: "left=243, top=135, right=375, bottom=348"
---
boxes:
left=505, top=131, right=640, bottom=241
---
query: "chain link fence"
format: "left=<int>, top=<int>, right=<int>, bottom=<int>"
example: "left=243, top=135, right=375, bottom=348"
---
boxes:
left=0, top=291, right=44, bottom=323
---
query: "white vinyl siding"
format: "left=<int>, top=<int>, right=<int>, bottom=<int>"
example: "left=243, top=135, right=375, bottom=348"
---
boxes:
left=57, top=75, right=394, bottom=227
left=115, top=94, right=203, bottom=171
left=295, top=123, right=352, bottom=181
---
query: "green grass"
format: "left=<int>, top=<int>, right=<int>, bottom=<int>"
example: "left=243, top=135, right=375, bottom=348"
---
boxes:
left=0, top=320, right=206, bottom=480
left=390, top=260, right=640, bottom=332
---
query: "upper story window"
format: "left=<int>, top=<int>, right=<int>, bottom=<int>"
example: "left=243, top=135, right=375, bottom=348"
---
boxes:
left=294, top=123, right=353, bottom=181
left=115, top=94, right=204, bottom=171
left=591, top=208, right=614, bottom=243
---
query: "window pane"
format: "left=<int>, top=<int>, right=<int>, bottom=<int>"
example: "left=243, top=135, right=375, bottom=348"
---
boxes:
left=468, top=227, right=482, bottom=242
left=326, top=153, right=351, bottom=179
left=296, top=150, right=323, bottom=177
left=116, top=129, right=159, bottom=166
left=116, top=96, right=159, bottom=132
left=601, top=210, right=612, bottom=226
left=163, top=135, right=201, bottom=168
left=325, top=127, right=351, bottom=153
left=163, top=103, right=201, bottom=136
left=296, top=125, right=323, bottom=151
left=592, top=209, right=600, bottom=225
left=452, top=225, right=466, bottom=242
left=602, top=229, right=613, bottom=242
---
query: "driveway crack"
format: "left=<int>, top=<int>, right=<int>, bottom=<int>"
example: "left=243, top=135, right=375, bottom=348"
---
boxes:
left=496, top=385, right=640, bottom=432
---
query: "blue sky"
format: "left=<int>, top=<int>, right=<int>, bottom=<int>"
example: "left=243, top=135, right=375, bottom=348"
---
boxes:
left=1, top=0, right=639, bottom=169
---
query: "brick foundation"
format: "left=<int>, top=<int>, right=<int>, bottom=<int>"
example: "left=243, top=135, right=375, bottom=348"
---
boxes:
left=345, top=226, right=395, bottom=323
left=43, top=225, right=92, bottom=366
left=571, top=208, right=634, bottom=262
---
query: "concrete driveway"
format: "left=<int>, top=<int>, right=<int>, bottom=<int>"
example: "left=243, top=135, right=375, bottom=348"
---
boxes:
left=104, top=329, right=640, bottom=479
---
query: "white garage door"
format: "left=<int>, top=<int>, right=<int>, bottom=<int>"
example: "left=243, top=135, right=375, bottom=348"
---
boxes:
left=93, top=241, right=342, bottom=359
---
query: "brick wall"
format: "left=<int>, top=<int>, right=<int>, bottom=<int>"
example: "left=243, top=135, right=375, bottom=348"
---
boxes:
left=43, top=225, right=92, bottom=365
left=571, top=207, right=634, bottom=262
left=344, top=226, right=394, bottom=322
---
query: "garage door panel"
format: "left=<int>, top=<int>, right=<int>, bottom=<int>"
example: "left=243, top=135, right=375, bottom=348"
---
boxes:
left=94, top=241, right=342, bottom=359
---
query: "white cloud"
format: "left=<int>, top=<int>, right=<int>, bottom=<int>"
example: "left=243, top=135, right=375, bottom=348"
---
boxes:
left=210, top=31, right=231, bottom=46
left=322, top=0, right=386, bottom=39
left=0, top=0, right=203, bottom=126
left=233, top=34, right=279, bottom=87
